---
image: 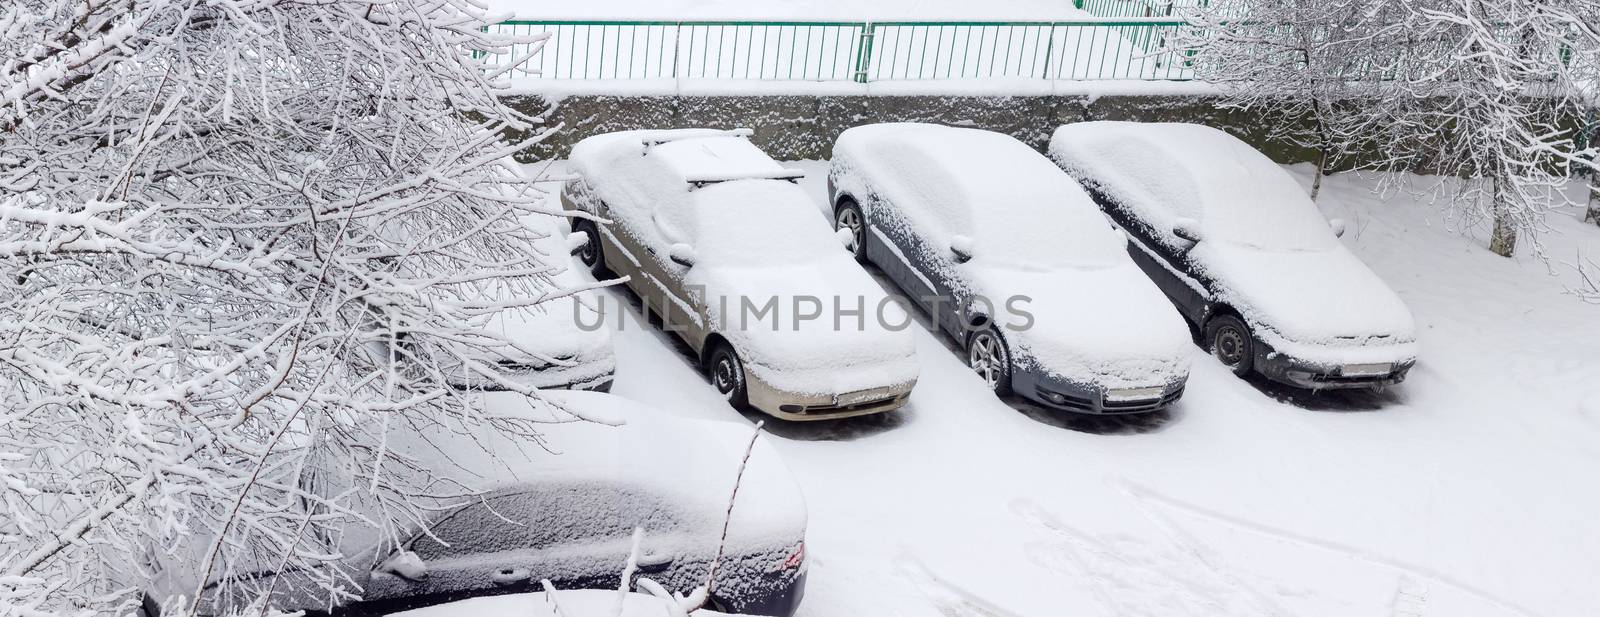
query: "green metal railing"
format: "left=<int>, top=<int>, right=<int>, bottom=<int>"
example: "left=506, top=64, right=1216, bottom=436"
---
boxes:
left=1077, top=0, right=1209, bottom=18
left=485, top=19, right=1197, bottom=82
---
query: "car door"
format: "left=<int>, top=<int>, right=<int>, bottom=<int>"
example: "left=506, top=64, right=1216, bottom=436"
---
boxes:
left=644, top=201, right=710, bottom=351
left=580, top=163, right=708, bottom=349
left=1087, top=186, right=1211, bottom=324
left=871, top=161, right=969, bottom=339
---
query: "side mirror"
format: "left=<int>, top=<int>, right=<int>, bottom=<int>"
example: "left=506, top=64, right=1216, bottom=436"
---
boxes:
left=1172, top=218, right=1203, bottom=245
left=1329, top=218, right=1347, bottom=238
left=668, top=243, right=697, bottom=268
left=566, top=230, right=590, bottom=254
left=950, top=235, right=974, bottom=264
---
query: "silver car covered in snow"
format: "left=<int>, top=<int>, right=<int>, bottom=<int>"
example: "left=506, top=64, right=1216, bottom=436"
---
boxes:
left=563, top=129, right=919, bottom=421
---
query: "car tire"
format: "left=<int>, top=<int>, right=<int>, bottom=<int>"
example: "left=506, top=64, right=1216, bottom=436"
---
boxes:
left=707, top=342, right=750, bottom=408
left=966, top=326, right=1013, bottom=396
left=570, top=219, right=610, bottom=279
left=834, top=199, right=869, bottom=263
left=1206, top=313, right=1255, bottom=377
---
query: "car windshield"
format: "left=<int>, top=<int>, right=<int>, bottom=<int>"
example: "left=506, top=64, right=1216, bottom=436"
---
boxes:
left=679, top=180, right=840, bottom=267
left=863, top=127, right=1128, bottom=271
left=969, top=197, right=1127, bottom=271
left=1198, top=169, right=1338, bottom=253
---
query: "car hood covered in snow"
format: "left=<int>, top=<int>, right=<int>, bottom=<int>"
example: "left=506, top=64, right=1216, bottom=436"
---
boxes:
left=1199, top=243, right=1418, bottom=361
left=483, top=294, right=613, bottom=363
left=970, top=261, right=1192, bottom=389
left=691, top=261, right=919, bottom=396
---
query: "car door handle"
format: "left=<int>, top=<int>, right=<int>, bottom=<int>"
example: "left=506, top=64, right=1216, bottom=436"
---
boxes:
left=636, top=549, right=674, bottom=573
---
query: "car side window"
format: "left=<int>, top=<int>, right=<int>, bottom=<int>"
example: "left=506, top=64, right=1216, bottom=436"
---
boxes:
left=408, top=484, right=682, bottom=559
left=874, top=148, right=965, bottom=250
left=1088, top=141, right=1201, bottom=253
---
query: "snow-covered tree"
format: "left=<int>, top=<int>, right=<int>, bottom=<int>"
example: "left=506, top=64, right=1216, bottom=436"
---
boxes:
left=1183, top=0, right=1600, bottom=256
left=0, top=0, right=563, bottom=614
left=1178, top=0, right=1368, bottom=201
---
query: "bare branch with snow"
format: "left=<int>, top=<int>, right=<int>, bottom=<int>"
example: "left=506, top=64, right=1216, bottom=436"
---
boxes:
left=0, top=0, right=572, bottom=614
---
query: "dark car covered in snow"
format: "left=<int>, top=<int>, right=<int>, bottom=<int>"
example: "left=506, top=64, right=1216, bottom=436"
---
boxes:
left=136, top=392, right=808, bottom=617
left=829, top=123, right=1191, bottom=414
left=1049, top=122, right=1418, bottom=390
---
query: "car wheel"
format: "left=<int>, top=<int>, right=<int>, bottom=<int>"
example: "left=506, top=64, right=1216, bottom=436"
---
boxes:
left=834, top=199, right=868, bottom=263
left=707, top=343, right=750, bottom=407
left=1206, top=313, right=1255, bottom=377
left=966, top=327, right=1013, bottom=396
left=570, top=219, right=610, bottom=278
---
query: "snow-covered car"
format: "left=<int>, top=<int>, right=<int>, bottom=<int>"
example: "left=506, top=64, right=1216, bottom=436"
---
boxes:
left=435, top=211, right=615, bottom=391
left=829, top=123, right=1191, bottom=414
left=563, top=128, right=919, bottom=421
left=138, top=391, right=808, bottom=617
left=1049, top=121, right=1419, bottom=390
left=386, top=590, right=749, bottom=617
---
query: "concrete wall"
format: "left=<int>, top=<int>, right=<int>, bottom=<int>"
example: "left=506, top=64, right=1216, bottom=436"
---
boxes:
left=504, top=94, right=1322, bottom=164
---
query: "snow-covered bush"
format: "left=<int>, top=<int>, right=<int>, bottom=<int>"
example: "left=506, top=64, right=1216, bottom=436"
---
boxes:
left=1182, top=0, right=1600, bottom=257
left=0, top=0, right=561, bottom=614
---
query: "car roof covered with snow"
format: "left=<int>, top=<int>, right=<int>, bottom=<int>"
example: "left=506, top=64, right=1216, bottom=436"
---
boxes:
left=570, top=130, right=830, bottom=268
left=833, top=123, right=1128, bottom=271
left=1049, top=121, right=1341, bottom=254
left=386, top=390, right=806, bottom=550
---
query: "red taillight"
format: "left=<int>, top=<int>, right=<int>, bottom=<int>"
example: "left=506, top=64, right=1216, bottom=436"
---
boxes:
left=780, top=541, right=805, bottom=570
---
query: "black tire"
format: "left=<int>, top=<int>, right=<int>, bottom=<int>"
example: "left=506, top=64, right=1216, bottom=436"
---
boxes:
left=834, top=198, right=869, bottom=263
left=707, top=342, right=750, bottom=408
left=570, top=219, right=610, bottom=278
left=966, top=326, right=1013, bottom=396
left=1206, top=313, right=1255, bottom=377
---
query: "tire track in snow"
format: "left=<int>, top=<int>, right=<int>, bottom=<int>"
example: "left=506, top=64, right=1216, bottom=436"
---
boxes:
left=1115, top=480, right=1539, bottom=617
left=1011, top=498, right=1284, bottom=617
left=892, top=553, right=1023, bottom=617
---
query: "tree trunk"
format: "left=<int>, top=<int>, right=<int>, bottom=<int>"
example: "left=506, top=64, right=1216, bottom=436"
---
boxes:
left=1309, top=101, right=1333, bottom=203
left=1310, top=146, right=1328, bottom=202
left=1488, top=177, right=1516, bottom=257
left=1586, top=182, right=1599, bottom=227
left=1489, top=212, right=1517, bottom=256
left=1585, top=109, right=1598, bottom=227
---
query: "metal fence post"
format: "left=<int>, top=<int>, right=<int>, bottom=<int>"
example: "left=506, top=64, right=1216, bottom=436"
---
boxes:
left=853, top=23, right=876, bottom=83
left=671, top=22, right=682, bottom=79
left=1040, top=22, right=1058, bottom=79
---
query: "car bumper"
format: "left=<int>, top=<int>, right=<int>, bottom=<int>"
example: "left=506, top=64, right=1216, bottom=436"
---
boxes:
left=731, top=568, right=806, bottom=617
left=745, top=374, right=915, bottom=421
left=1012, top=370, right=1185, bottom=414
left=1255, top=344, right=1416, bottom=390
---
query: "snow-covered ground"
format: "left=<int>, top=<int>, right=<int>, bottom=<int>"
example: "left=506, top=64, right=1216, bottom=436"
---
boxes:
left=524, top=160, right=1600, bottom=617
